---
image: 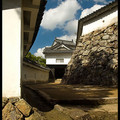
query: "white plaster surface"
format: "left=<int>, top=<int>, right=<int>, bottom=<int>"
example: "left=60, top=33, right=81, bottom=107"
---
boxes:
left=82, top=9, right=118, bottom=36
left=46, top=53, right=72, bottom=65
left=22, top=62, right=50, bottom=83
left=2, top=7, right=21, bottom=97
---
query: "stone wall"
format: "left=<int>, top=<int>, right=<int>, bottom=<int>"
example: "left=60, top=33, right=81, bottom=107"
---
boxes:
left=62, top=22, right=118, bottom=86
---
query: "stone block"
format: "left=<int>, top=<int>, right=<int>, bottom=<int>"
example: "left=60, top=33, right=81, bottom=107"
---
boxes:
left=110, top=34, right=117, bottom=41
left=113, top=42, right=118, bottom=48
left=15, top=99, right=32, bottom=117
left=69, top=110, right=87, bottom=120
left=82, top=59, right=89, bottom=65
left=86, top=44, right=92, bottom=49
left=25, top=111, right=46, bottom=120
left=94, top=35, right=101, bottom=40
left=108, top=42, right=115, bottom=47
left=54, top=104, right=65, bottom=112
left=9, top=97, right=19, bottom=104
left=84, top=40, right=91, bottom=45
left=81, top=114, right=92, bottom=120
left=104, top=26, right=115, bottom=33
left=114, top=29, right=118, bottom=36
left=102, top=35, right=110, bottom=40
left=45, top=109, right=72, bottom=120
left=83, top=50, right=90, bottom=56
left=112, top=58, right=118, bottom=64
left=99, top=47, right=106, bottom=51
left=114, top=49, right=118, bottom=54
left=79, top=50, right=84, bottom=55
left=2, top=102, right=23, bottom=120
left=2, top=97, right=8, bottom=108
left=106, top=48, right=113, bottom=53
left=92, top=41, right=99, bottom=46
left=99, top=40, right=107, bottom=46
left=93, top=29, right=101, bottom=35
left=77, top=42, right=84, bottom=47
left=91, top=47, right=98, bottom=51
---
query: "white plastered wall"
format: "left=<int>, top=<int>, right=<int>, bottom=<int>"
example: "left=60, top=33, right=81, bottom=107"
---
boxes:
left=82, top=9, right=118, bottom=36
left=2, top=7, right=21, bottom=97
left=46, top=53, right=72, bottom=65
left=22, top=63, right=50, bottom=83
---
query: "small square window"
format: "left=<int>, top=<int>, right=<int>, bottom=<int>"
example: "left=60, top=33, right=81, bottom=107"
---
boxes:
left=56, top=59, right=64, bottom=63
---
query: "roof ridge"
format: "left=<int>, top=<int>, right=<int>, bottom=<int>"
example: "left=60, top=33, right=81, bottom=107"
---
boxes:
left=55, top=38, right=74, bottom=42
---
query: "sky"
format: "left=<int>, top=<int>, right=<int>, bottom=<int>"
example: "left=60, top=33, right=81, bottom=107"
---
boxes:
left=29, top=0, right=115, bottom=58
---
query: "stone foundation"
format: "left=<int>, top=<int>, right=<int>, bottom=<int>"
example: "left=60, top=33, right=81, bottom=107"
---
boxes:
left=62, top=22, right=118, bottom=86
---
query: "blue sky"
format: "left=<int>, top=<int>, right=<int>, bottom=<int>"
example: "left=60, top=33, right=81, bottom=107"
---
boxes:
left=29, top=0, right=114, bottom=58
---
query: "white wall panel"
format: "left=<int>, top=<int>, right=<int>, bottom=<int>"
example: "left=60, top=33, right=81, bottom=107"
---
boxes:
left=82, top=9, right=118, bottom=35
left=2, top=7, right=21, bottom=97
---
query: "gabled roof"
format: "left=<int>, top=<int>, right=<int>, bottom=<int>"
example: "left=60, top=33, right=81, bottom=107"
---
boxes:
left=52, top=38, right=76, bottom=46
left=43, top=38, right=76, bottom=54
left=51, top=42, right=75, bottom=50
left=54, top=44, right=70, bottom=50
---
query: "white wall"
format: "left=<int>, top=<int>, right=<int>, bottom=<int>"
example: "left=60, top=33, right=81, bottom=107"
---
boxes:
left=46, top=58, right=71, bottom=65
left=82, top=9, right=118, bottom=36
left=22, top=62, right=50, bottom=84
left=46, top=53, right=72, bottom=65
left=2, top=7, right=21, bottom=97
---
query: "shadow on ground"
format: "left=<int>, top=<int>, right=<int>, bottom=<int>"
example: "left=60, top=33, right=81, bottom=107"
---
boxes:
left=22, top=83, right=117, bottom=112
left=21, top=85, right=54, bottom=112
left=27, top=83, right=117, bottom=99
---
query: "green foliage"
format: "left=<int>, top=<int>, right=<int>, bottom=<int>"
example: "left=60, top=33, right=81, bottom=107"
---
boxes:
left=26, top=52, right=46, bottom=67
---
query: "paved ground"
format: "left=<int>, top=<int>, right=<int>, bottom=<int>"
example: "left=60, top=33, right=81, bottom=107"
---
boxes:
left=22, top=82, right=118, bottom=120
left=25, top=82, right=117, bottom=100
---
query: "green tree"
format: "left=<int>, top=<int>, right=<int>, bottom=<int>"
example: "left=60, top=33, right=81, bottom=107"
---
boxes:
left=25, top=52, right=46, bottom=67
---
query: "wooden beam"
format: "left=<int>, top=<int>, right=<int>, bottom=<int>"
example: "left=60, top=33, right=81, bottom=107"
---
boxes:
left=24, top=26, right=34, bottom=32
left=22, top=4, right=39, bottom=11
left=32, top=0, right=40, bottom=6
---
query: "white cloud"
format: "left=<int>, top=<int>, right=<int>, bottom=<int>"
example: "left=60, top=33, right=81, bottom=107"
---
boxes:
left=57, top=35, right=76, bottom=43
left=80, top=4, right=104, bottom=19
left=64, top=19, right=78, bottom=35
left=59, top=4, right=105, bottom=42
left=41, top=0, right=81, bottom=30
left=34, top=47, right=46, bottom=58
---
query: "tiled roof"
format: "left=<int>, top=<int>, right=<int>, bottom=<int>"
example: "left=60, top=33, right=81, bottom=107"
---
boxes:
left=23, top=57, right=50, bottom=70
left=43, top=38, right=76, bottom=54
left=53, top=38, right=76, bottom=46
left=43, top=50, right=74, bottom=54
